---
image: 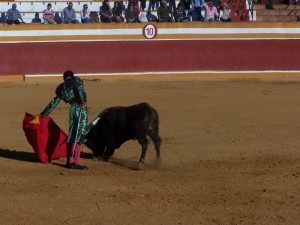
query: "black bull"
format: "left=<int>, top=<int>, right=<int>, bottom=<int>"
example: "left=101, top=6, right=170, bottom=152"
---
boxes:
left=84, top=103, right=162, bottom=165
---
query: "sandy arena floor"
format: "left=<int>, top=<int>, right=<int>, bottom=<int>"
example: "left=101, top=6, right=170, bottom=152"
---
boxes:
left=0, top=78, right=299, bottom=225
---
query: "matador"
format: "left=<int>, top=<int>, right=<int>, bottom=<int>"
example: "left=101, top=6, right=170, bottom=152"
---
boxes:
left=40, top=71, right=88, bottom=170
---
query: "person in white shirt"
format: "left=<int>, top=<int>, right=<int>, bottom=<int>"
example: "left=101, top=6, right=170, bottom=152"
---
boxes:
left=80, top=4, right=90, bottom=23
left=221, top=3, right=231, bottom=22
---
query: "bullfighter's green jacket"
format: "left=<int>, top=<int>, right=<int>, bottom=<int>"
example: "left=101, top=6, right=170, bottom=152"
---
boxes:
left=41, top=77, right=87, bottom=144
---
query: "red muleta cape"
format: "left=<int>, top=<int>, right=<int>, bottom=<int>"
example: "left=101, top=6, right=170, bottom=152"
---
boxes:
left=23, top=113, right=69, bottom=163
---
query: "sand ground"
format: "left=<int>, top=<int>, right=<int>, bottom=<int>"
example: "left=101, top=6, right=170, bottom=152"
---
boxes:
left=0, top=78, right=299, bottom=225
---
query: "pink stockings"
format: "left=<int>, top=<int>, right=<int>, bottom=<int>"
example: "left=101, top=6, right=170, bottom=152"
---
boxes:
left=74, top=143, right=83, bottom=166
left=67, top=143, right=83, bottom=166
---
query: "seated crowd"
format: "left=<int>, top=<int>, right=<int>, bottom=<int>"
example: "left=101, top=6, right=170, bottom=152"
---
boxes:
left=2, top=0, right=231, bottom=25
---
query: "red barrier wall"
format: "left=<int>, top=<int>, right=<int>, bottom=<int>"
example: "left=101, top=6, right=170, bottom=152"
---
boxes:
left=1, top=39, right=300, bottom=76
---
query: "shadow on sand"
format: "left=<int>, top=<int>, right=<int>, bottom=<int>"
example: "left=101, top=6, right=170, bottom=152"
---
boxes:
left=108, top=158, right=143, bottom=171
left=46, top=152, right=95, bottom=168
left=0, top=148, right=93, bottom=162
left=0, top=148, right=39, bottom=163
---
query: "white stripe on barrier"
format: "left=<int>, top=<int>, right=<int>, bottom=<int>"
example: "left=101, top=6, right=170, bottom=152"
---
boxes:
left=3, top=37, right=300, bottom=44
left=1, top=28, right=300, bottom=38
left=25, top=70, right=300, bottom=78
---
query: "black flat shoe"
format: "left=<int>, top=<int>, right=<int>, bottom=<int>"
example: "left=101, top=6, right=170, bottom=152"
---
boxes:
left=66, top=162, right=72, bottom=168
left=70, top=162, right=89, bottom=170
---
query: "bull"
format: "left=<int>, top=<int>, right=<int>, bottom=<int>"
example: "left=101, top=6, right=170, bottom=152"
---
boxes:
left=84, top=103, right=162, bottom=165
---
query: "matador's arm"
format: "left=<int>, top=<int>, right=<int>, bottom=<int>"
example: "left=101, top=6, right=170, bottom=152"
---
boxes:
left=40, top=96, right=61, bottom=117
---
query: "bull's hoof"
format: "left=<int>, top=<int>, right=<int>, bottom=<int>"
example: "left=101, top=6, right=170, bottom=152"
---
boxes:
left=97, top=157, right=104, bottom=162
left=102, top=156, right=109, bottom=162
left=138, top=159, right=145, bottom=165
left=95, top=156, right=106, bottom=162
left=137, top=162, right=144, bottom=170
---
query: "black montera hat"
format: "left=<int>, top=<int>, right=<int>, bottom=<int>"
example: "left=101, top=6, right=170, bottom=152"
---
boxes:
left=63, top=70, right=74, bottom=81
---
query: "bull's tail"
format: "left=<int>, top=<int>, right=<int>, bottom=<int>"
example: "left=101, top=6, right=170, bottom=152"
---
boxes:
left=142, top=103, right=159, bottom=134
left=145, top=103, right=162, bottom=162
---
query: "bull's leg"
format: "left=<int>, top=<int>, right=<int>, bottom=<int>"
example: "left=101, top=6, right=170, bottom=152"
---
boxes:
left=94, top=143, right=106, bottom=161
left=137, top=136, right=149, bottom=165
left=155, top=138, right=162, bottom=164
left=149, top=131, right=162, bottom=164
left=103, top=146, right=115, bottom=161
left=97, top=147, right=106, bottom=161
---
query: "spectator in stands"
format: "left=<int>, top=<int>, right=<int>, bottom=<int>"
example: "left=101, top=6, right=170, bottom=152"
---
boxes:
left=112, top=1, right=124, bottom=23
left=3, top=3, right=26, bottom=25
left=100, top=0, right=112, bottom=23
left=184, top=0, right=204, bottom=22
left=128, top=0, right=140, bottom=14
left=221, top=3, right=231, bottom=22
left=62, top=2, right=79, bottom=23
left=174, top=3, right=187, bottom=22
left=203, top=1, right=218, bottom=22
left=80, top=4, right=91, bottom=23
left=125, top=3, right=141, bottom=22
left=43, top=3, right=56, bottom=24
left=157, top=1, right=174, bottom=22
